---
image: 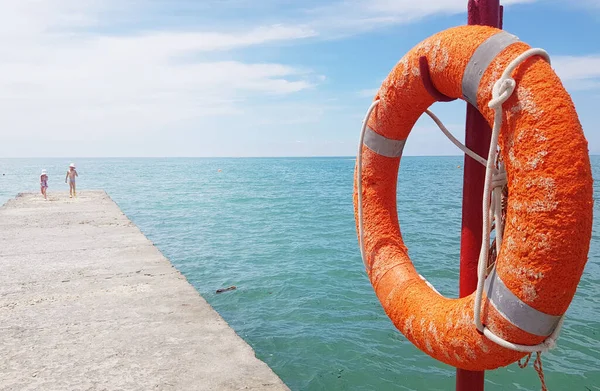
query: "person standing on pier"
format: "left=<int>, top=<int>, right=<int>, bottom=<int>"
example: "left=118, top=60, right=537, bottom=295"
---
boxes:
left=65, top=163, right=78, bottom=198
left=40, top=170, right=48, bottom=200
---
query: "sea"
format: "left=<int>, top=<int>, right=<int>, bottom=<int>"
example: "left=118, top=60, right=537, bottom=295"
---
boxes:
left=0, top=156, right=598, bottom=391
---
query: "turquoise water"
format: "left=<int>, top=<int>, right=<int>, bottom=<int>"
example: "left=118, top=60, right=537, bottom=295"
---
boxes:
left=1, top=156, right=598, bottom=391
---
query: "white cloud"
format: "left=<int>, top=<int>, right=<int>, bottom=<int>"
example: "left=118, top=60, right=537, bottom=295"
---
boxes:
left=552, top=55, right=600, bottom=91
left=358, top=88, right=380, bottom=98
left=0, top=0, right=596, bottom=158
left=305, top=0, right=540, bottom=34
left=577, top=0, right=600, bottom=8
left=91, top=25, right=317, bottom=55
left=0, top=0, right=322, bottom=156
left=365, top=0, right=538, bottom=15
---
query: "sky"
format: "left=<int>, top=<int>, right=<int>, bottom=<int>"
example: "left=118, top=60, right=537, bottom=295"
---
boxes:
left=0, top=0, right=599, bottom=157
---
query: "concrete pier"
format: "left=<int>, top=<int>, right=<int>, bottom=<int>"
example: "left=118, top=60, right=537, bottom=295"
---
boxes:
left=0, top=191, right=289, bottom=391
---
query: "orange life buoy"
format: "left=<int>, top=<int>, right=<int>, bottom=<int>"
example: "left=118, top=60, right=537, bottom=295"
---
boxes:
left=354, top=25, right=593, bottom=370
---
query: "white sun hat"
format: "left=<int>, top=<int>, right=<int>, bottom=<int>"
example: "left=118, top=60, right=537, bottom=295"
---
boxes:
left=41, top=169, right=47, bottom=175
left=69, top=163, right=76, bottom=168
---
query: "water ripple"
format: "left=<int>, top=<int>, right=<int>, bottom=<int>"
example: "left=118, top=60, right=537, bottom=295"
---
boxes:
left=1, top=156, right=598, bottom=391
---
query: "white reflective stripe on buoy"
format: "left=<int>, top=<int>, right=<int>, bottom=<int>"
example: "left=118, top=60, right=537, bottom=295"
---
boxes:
left=363, top=127, right=406, bottom=158
left=462, top=31, right=520, bottom=108
left=484, top=268, right=562, bottom=337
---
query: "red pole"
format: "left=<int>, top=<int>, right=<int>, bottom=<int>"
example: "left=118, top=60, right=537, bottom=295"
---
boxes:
left=456, top=1, right=502, bottom=391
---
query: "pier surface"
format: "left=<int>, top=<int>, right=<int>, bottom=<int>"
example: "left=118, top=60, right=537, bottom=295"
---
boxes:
left=0, top=191, right=289, bottom=391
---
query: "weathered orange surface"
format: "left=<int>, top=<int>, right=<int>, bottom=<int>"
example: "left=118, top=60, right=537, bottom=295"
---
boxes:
left=354, top=25, right=593, bottom=370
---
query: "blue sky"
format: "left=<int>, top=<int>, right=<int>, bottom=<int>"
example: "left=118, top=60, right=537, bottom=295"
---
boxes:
left=0, top=0, right=598, bottom=157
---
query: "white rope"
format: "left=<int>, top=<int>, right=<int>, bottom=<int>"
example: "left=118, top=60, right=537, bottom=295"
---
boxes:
left=482, top=315, right=564, bottom=353
left=471, top=48, right=566, bottom=353
left=424, top=110, right=487, bottom=167
left=356, top=47, right=564, bottom=353
left=357, top=99, right=380, bottom=271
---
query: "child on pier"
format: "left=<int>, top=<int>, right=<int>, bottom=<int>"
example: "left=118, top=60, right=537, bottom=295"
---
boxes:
left=65, top=163, right=78, bottom=198
left=40, top=170, right=48, bottom=200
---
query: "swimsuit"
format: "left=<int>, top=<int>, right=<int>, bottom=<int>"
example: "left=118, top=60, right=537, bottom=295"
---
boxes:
left=40, top=178, right=48, bottom=188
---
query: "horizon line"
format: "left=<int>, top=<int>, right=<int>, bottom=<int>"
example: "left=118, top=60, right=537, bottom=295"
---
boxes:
left=1, top=154, right=599, bottom=159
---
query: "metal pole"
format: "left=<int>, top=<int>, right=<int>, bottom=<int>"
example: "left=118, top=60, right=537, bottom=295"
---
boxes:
left=456, top=1, right=502, bottom=391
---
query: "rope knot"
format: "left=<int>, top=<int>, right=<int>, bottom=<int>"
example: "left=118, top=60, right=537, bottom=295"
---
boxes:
left=489, top=78, right=516, bottom=109
left=542, top=337, right=557, bottom=351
